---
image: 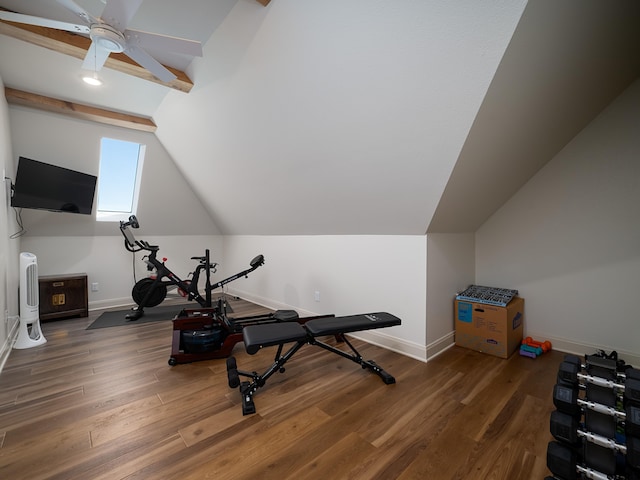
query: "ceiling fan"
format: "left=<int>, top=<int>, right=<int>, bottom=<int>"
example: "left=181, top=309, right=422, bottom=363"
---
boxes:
left=0, top=0, right=203, bottom=83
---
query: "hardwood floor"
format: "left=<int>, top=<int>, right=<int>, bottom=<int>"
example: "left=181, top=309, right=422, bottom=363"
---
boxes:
left=0, top=297, right=561, bottom=479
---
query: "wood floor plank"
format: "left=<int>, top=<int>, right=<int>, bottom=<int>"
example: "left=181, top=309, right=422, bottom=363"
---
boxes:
left=0, top=297, right=564, bottom=479
left=0, top=385, right=86, bottom=436
left=86, top=434, right=187, bottom=480
left=290, top=432, right=377, bottom=480
left=178, top=401, right=249, bottom=447
left=349, top=396, right=464, bottom=479
left=180, top=406, right=331, bottom=480
left=0, top=424, right=92, bottom=479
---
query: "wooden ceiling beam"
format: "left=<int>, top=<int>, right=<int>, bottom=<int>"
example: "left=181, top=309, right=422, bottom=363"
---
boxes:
left=5, top=87, right=157, bottom=133
left=0, top=16, right=195, bottom=93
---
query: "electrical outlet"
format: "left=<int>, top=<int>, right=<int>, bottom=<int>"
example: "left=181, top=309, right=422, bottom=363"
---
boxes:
left=314, top=291, right=320, bottom=302
left=91, top=282, right=99, bottom=292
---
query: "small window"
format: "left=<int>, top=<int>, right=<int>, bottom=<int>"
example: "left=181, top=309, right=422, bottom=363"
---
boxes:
left=96, top=137, right=145, bottom=222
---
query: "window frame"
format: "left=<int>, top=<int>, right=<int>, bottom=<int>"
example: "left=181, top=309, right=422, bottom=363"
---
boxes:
left=95, top=137, right=146, bottom=222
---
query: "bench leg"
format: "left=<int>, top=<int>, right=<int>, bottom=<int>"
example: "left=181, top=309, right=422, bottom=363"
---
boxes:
left=226, top=340, right=307, bottom=415
left=311, top=335, right=396, bottom=384
left=240, top=381, right=256, bottom=415
left=362, top=359, right=396, bottom=384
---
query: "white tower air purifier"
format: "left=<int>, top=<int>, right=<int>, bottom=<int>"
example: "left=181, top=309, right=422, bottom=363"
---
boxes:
left=14, top=252, right=47, bottom=349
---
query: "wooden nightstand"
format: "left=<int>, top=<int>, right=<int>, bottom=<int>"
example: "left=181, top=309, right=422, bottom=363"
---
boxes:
left=39, top=273, right=89, bottom=321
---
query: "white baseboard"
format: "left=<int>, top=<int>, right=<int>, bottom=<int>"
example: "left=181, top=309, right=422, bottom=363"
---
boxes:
left=526, top=330, right=640, bottom=367
left=349, top=329, right=427, bottom=363
left=431, top=327, right=640, bottom=367
left=0, top=315, right=20, bottom=374
left=233, top=289, right=431, bottom=362
left=426, top=331, right=455, bottom=360
left=89, top=291, right=233, bottom=313
left=89, top=297, right=135, bottom=312
left=228, top=288, right=430, bottom=361
left=225, top=288, right=323, bottom=318
left=87, top=294, right=640, bottom=368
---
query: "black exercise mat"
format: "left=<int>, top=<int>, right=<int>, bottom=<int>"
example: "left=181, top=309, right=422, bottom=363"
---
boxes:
left=87, top=303, right=193, bottom=330
left=87, top=296, right=235, bottom=330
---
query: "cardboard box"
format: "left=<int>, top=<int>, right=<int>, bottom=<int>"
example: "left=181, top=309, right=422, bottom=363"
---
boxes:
left=455, top=296, right=524, bottom=358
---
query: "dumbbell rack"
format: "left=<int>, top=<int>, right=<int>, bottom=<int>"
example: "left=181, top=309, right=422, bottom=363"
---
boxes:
left=547, top=352, right=640, bottom=479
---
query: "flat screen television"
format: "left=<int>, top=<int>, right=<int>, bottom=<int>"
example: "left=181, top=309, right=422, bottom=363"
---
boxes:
left=11, top=156, right=98, bottom=215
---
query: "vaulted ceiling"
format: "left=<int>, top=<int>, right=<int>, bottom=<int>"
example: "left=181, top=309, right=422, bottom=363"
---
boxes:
left=1, top=0, right=639, bottom=235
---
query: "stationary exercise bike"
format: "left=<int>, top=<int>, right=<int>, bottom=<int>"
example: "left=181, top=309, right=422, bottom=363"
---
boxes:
left=119, top=215, right=265, bottom=320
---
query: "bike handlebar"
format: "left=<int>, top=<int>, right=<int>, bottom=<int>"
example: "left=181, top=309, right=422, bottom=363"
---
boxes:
left=120, top=216, right=161, bottom=254
left=209, top=254, right=265, bottom=290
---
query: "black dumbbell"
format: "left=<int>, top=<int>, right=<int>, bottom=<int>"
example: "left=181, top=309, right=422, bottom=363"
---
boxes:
left=551, top=409, right=640, bottom=471
left=558, top=360, right=623, bottom=390
left=558, top=361, right=640, bottom=406
left=629, top=402, right=640, bottom=437
left=552, top=383, right=640, bottom=437
left=554, top=382, right=582, bottom=416
left=628, top=436, right=640, bottom=470
left=550, top=409, right=582, bottom=445
left=553, top=383, right=625, bottom=418
left=547, top=440, right=579, bottom=480
left=585, top=354, right=619, bottom=380
left=628, top=466, right=640, bottom=480
left=628, top=368, right=640, bottom=381
left=564, top=353, right=619, bottom=374
left=553, top=382, right=640, bottom=422
left=627, top=377, right=640, bottom=405
left=547, top=440, right=613, bottom=480
left=551, top=410, right=627, bottom=452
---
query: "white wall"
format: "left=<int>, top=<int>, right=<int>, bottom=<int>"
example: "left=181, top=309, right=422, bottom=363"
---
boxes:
left=476, top=79, right=640, bottom=364
left=5, top=101, right=224, bottom=318
left=222, top=235, right=427, bottom=361
left=155, top=0, right=528, bottom=235
left=22, top=232, right=429, bottom=360
left=7, top=106, right=220, bottom=237
left=426, top=234, right=475, bottom=357
left=20, top=234, right=223, bottom=310
left=0, top=77, right=21, bottom=369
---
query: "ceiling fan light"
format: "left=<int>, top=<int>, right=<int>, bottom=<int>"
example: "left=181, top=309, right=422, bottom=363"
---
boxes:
left=82, top=73, right=103, bottom=86
left=96, top=36, right=123, bottom=53
left=90, top=25, right=126, bottom=53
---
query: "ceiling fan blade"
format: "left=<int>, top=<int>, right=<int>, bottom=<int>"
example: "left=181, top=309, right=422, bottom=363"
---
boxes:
left=0, top=10, right=89, bottom=34
left=81, top=41, right=111, bottom=72
left=100, top=0, right=143, bottom=31
left=125, top=44, right=177, bottom=83
left=55, top=0, right=98, bottom=25
left=126, top=29, right=203, bottom=57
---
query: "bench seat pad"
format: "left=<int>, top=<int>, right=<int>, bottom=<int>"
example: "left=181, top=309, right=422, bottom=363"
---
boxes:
left=304, top=312, right=401, bottom=337
left=243, top=322, right=307, bottom=354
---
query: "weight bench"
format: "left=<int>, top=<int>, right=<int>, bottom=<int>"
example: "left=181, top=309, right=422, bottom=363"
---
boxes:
left=226, top=312, right=401, bottom=415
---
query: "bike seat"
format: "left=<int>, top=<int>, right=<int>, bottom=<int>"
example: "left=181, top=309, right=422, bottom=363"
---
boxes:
left=250, top=255, right=265, bottom=268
